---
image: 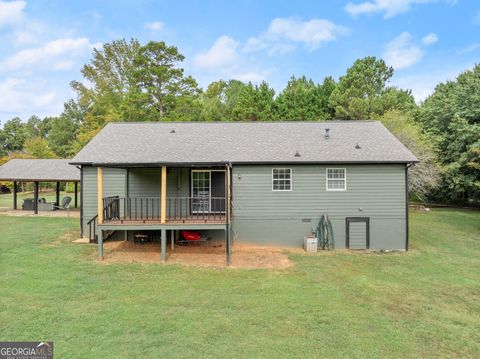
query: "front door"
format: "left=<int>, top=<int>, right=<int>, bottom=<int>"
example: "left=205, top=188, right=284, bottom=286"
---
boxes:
left=191, top=170, right=226, bottom=213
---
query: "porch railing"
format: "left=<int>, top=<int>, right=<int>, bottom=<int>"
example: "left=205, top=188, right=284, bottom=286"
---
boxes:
left=102, top=196, right=226, bottom=223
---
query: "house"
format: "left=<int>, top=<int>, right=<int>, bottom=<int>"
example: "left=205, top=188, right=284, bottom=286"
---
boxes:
left=70, top=121, right=418, bottom=263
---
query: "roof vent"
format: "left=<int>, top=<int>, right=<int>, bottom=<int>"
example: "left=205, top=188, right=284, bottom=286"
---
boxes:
left=170, top=129, right=176, bottom=133
left=325, top=128, right=330, bottom=139
left=355, top=142, right=361, bottom=149
left=294, top=150, right=301, bottom=157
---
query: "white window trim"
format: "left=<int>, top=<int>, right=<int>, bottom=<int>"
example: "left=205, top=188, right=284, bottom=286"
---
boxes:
left=326, top=168, right=347, bottom=192
left=272, top=168, right=293, bottom=192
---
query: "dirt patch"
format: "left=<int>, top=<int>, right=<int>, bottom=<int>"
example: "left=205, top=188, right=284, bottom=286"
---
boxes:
left=99, top=240, right=297, bottom=269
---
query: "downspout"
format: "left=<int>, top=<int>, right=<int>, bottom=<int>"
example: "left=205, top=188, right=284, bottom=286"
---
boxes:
left=77, top=165, right=83, bottom=238
left=405, top=163, right=413, bottom=251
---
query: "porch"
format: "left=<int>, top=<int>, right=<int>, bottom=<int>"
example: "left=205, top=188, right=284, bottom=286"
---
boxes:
left=92, top=164, right=232, bottom=264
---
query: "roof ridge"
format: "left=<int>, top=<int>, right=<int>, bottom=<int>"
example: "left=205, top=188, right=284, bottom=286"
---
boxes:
left=107, top=120, right=380, bottom=125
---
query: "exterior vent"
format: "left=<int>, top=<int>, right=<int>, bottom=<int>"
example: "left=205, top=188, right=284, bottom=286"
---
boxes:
left=355, top=142, right=361, bottom=149
left=295, top=151, right=301, bottom=157
left=325, top=128, right=330, bottom=139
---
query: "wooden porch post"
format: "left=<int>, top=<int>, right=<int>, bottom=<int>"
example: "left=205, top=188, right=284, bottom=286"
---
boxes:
left=161, top=166, right=167, bottom=224
left=161, top=228, right=166, bottom=262
left=56, top=181, right=60, bottom=207
left=33, top=181, right=39, bottom=214
left=97, top=167, right=103, bottom=224
left=74, top=182, right=78, bottom=208
left=13, top=181, right=17, bottom=210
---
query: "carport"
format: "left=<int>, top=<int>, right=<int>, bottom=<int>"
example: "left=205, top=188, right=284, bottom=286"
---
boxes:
left=0, top=159, right=80, bottom=214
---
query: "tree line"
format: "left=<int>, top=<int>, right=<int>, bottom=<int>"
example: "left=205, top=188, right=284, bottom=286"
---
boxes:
left=0, top=39, right=478, bottom=205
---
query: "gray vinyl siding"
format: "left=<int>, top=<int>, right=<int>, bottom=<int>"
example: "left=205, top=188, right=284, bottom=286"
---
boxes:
left=348, top=222, right=367, bottom=249
left=127, top=168, right=161, bottom=218
left=82, top=166, right=97, bottom=233
left=231, top=164, right=406, bottom=250
left=82, top=166, right=127, bottom=234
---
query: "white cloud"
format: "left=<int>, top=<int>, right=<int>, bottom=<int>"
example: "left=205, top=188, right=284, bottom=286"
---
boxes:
left=143, top=21, right=164, bottom=31
left=458, top=43, right=479, bottom=54
left=1, top=37, right=99, bottom=72
left=422, top=32, right=438, bottom=45
left=0, top=77, right=57, bottom=115
left=382, top=32, right=424, bottom=69
left=474, top=10, right=480, bottom=25
left=193, top=35, right=239, bottom=69
left=0, top=0, right=26, bottom=28
left=232, top=69, right=272, bottom=83
left=344, top=0, right=455, bottom=19
left=244, top=17, right=348, bottom=54
left=392, top=66, right=468, bottom=102
left=191, top=36, right=273, bottom=87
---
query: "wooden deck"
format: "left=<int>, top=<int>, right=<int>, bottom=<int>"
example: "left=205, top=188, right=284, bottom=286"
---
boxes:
left=103, top=215, right=227, bottom=226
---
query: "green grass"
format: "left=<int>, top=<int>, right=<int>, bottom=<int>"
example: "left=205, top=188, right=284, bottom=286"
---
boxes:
left=0, top=209, right=479, bottom=358
left=0, top=191, right=71, bottom=208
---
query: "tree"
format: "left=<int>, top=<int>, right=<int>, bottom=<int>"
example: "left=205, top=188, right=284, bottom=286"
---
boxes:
left=25, top=115, right=50, bottom=139
left=329, top=56, right=415, bottom=120
left=380, top=110, right=441, bottom=200
left=201, top=80, right=246, bottom=121
left=1, top=117, right=28, bottom=153
left=47, top=100, right=83, bottom=157
left=232, top=81, right=275, bottom=121
left=71, top=39, right=201, bottom=148
left=132, top=41, right=200, bottom=120
left=24, top=137, right=57, bottom=158
left=416, top=64, right=480, bottom=205
left=275, top=76, right=336, bottom=121
left=71, top=39, right=142, bottom=147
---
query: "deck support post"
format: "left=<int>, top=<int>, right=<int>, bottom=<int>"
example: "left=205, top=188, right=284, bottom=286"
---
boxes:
left=56, top=181, right=60, bottom=207
left=161, top=166, right=167, bottom=224
left=33, top=181, right=39, bottom=214
left=98, top=229, right=103, bottom=259
left=170, top=230, right=174, bottom=251
left=74, top=182, right=78, bottom=208
left=161, top=228, right=166, bottom=262
left=225, top=163, right=232, bottom=266
left=226, top=224, right=231, bottom=266
left=97, top=167, right=103, bottom=224
left=13, top=181, right=17, bottom=210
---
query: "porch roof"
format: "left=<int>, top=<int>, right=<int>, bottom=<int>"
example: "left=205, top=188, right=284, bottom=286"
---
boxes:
left=70, top=121, right=418, bottom=166
left=0, top=159, right=80, bottom=182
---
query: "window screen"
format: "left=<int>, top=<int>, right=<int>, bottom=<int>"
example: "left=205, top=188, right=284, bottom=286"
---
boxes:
left=272, top=168, right=292, bottom=191
left=326, top=168, right=346, bottom=191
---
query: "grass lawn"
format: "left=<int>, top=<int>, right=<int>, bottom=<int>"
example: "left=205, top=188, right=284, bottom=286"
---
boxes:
left=0, top=191, right=72, bottom=208
left=0, top=209, right=479, bottom=358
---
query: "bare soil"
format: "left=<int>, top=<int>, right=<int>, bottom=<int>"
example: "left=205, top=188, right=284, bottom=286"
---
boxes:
left=99, top=240, right=298, bottom=269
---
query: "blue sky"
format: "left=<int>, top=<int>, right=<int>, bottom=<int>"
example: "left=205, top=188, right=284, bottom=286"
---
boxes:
left=0, top=0, right=479, bottom=121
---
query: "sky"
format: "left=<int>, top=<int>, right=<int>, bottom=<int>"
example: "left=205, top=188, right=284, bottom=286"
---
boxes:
left=0, top=0, right=479, bottom=122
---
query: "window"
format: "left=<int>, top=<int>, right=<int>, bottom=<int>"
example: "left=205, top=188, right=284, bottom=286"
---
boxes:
left=326, top=168, right=346, bottom=191
left=272, top=168, right=292, bottom=191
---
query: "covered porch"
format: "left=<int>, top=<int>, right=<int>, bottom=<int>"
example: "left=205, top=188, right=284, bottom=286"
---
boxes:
left=0, top=159, right=80, bottom=214
left=94, top=164, right=232, bottom=265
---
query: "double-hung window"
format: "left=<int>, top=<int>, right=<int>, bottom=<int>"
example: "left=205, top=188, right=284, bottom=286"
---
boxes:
left=326, top=168, right=346, bottom=191
left=272, top=168, right=292, bottom=191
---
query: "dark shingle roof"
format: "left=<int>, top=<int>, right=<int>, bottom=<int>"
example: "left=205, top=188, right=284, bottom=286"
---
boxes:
left=0, top=159, right=80, bottom=181
left=71, top=121, right=418, bottom=165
